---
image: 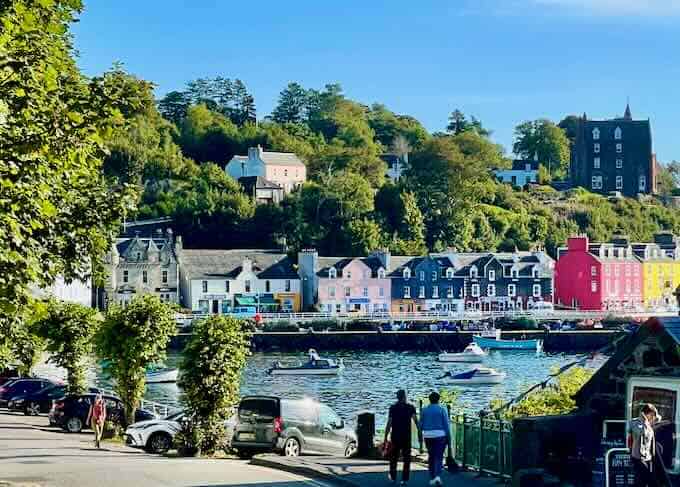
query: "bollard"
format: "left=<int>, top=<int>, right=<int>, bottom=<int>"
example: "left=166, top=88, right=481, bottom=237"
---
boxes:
left=356, top=411, right=375, bottom=458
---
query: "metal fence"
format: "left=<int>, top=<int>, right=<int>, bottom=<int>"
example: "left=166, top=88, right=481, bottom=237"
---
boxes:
left=451, top=413, right=513, bottom=479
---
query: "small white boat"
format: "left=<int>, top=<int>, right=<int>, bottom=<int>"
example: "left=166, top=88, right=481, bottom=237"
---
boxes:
left=267, top=358, right=344, bottom=376
left=145, top=368, right=179, bottom=384
left=438, top=343, right=486, bottom=363
left=440, top=367, right=506, bottom=385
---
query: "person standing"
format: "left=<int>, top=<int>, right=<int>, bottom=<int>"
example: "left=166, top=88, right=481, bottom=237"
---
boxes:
left=421, top=392, right=452, bottom=486
left=384, top=389, right=422, bottom=485
left=629, top=403, right=659, bottom=487
left=86, top=393, right=107, bottom=449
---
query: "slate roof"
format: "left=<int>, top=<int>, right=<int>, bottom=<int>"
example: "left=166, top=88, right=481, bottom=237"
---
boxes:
left=180, top=249, right=298, bottom=280
left=115, top=237, right=171, bottom=258
left=511, top=159, right=540, bottom=171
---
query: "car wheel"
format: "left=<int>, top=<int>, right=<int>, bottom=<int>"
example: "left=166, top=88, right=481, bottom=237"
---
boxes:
left=283, top=437, right=300, bottom=457
left=344, top=442, right=357, bottom=457
left=65, top=417, right=83, bottom=433
left=25, top=402, right=41, bottom=416
left=236, top=448, right=253, bottom=459
left=146, top=432, right=172, bottom=454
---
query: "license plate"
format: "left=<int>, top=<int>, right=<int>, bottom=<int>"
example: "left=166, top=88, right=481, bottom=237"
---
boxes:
left=239, top=432, right=255, bottom=441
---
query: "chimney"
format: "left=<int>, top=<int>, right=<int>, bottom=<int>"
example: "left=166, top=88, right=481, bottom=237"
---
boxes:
left=370, top=249, right=391, bottom=271
left=242, top=257, right=253, bottom=273
left=248, top=145, right=264, bottom=160
left=298, top=249, right=319, bottom=310
left=174, top=235, right=183, bottom=256
left=567, top=236, right=588, bottom=252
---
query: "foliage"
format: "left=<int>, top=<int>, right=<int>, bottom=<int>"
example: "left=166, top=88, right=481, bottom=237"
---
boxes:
left=179, top=315, right=251, bottom=456
left=492, top=367, right=593, bottom=419
left=35, top=299, right=101, bottom=394
left=446, top=109, right=492, bottom=137
left=513, top=119, right=570, bottom=180
left=10, top=320, right=45, bottom=377
left=0, top=1, right=141, bottom=367
left=96, top=295, right=176, bottom=426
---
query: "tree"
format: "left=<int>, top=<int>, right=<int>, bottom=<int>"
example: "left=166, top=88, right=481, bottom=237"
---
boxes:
left=35, top=300, right=101, bottom=394
left=9, top=321, right=45, bottom=377
left=513, top=119, right=570, bottom=180
left=657, top=161, right=680, bottom=197
left=446, top=109, right=491, bottom=137
left=271, top=82, right=310, bottom=124
left=157, top=90, right=191, bottom=125
left=96, top=296, right=176, bottom=425
left=346, top=218, right=384, bottom=256
left=0, top=2, right=142, bottom=367
left=558, top=115, right=580, bottom=144
left=179, top=315, right=251, bottom=455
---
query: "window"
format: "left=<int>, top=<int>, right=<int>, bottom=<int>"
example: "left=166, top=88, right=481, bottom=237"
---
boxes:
left=285, top=279, right=291, bottom=292
left=432, top=286, right=439, bottom=298
left=447, top=286, right=454, bottom=298
left=379, top=287, right=384, bottom=297
left=378, top=269, right=385, bottom=279
left=488, top=270, right=495, bottom=281
left=329, top=268, right=337, bottom=279
left=245, top=280, right=251, bottom=293
left=487, top=284, right=496, bottom=297
left=533, top=284, right=542, bottom=297
left=403, top=286, right=411, bottom=298
left=419, top=271, right=425, bottom=281
left=594, top=157, right=600, bottom=169
left=591, top=266, right=597, bottom=276
left=363, top=287, right=368, bottom=297
left=403, top=268, right=411, bottom=279
left=511, top=268, right=518, bottom=279
left=508, top=284, right=516, bottom=297
left=616, top=158, right=623, bottom=169
left=241, top=162, right=246, bottom=176
left=592, top=127, right=600, bottom=140
left=591, top=176, right=603, bottom=189
left=591, top=281, right=598, bottom=293
left=136, top=252, right=141, bottom=260
left=142, top=271, right=148, bottom=284
left=345, top=270, right=352, bottom=279
left=616, top=176, right=623, bottom=190
left=329, top=287, right=336, bottom=298
left=470, top=266, right=478, bottom=278
left=284, top=169, right=288, bottom=177
left=471, top=284, right=480, bottom=297
left=224, top=280, right=229, bottom=292
left=202, top=280, right=208, bottom=293
left=532, top=268, right=539, bottom=278
left=616, top=143, right=622, bottom=153
left=162, top=270, right=168, bottom=284
left=614, top=126, right=622, bottom=140
left=123, top=270, right=129, bottom=283
left=594, top=143, right=600, bottom=153
left=446, top=268, right=454, bottom=279
left=265, top=280, right=271, bottom=292
left=419, top=286, right=425, bottom=298
left=432, top=271, right=437, bottom=281
left=639, top=176, right=646, bottom=192
left=344, top=287, right=351, bottom=297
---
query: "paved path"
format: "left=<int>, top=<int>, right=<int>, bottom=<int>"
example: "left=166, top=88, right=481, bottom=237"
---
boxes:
left=0, top=412, right=330, bottom=487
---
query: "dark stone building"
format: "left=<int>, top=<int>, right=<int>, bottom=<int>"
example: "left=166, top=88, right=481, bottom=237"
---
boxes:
left=570, top=104, right=657, bottom=197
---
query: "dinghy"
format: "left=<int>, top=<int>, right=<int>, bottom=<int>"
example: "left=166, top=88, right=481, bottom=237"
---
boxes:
left=439, top=367, right=506, bottom=385
left=267, top=358, right=344, bottom=376
left=438, top=343, right=486, bottom=363
left=473, top=329, right=542, bottom=351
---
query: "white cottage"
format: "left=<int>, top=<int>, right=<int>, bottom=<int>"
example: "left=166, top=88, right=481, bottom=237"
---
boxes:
left=225, top=146, right=306, bottom=194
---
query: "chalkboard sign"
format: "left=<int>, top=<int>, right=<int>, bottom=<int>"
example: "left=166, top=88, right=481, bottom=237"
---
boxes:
left=605, top=448, right=635, bottom=487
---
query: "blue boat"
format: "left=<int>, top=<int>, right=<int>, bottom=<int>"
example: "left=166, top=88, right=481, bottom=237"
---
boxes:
left=473, top=335, right=542, bottom=351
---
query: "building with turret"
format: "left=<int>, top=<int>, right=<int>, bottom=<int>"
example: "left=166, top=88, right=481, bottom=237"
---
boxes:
left=570, top=104, right=657, bottom=197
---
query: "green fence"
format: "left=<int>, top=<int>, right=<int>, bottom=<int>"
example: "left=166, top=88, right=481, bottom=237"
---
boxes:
left=451, top=413, right=513, bottom=479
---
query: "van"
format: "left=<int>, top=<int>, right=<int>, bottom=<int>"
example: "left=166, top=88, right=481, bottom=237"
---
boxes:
left=231, top=395, right=357, bottom=458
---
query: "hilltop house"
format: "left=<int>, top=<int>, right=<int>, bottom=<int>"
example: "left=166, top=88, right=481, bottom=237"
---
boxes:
left=225, top=145, right=306, bottom=194
left=493, top=159, right=539, bottom=187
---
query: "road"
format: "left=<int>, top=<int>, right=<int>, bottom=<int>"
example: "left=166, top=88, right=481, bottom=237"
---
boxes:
left=0, top=412, right=331, bottom=487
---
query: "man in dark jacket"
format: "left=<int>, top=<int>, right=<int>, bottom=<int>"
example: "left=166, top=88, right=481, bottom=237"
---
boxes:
left=384, top=389, right=422, bottom=485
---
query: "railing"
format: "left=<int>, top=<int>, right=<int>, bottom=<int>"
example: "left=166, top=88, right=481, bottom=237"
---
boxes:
left=98, top=387, right=181, bottom=419
left=451, top=413, right=513, bottom=479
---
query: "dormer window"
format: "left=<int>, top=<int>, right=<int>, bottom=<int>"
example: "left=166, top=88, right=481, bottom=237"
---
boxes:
left=329, top=268, right=337, bottom=279
left=592, top=127, right=600, bottom=140
left=470, top=266, right=478, bottom=278
left=378, top=269, right=385, bottom=279
left=532, top=267, right=539, bottom=278
left=511, top=267, right=519, bottom=279
left=403, top=268, right=411, bottom=279
left=614, top=127, right=622, bottom=140
left=488, top=270, right=495, bottom=281
left=446, top=268, right=454, bottom=279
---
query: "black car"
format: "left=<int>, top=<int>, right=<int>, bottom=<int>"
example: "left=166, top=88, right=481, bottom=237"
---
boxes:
left=231, top=395, right=357, bottom=458
left=8, top=385, right=100, bottom=416
left=50, top=394, right=156, bottom=433
left=0, top=378, right=56, bottom=408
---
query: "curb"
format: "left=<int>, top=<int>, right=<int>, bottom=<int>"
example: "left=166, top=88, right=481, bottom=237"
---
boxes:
left=250, top=456, right=361, bottom=487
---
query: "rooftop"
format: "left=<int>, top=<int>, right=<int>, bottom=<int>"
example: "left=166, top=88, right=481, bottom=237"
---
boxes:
left=180, top=249, right=298, bottom=280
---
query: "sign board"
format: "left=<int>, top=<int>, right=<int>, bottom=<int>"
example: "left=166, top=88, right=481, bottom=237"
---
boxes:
left=348, top=298, right=370, bottom=304
left=605, top=448, right=635, bottom=487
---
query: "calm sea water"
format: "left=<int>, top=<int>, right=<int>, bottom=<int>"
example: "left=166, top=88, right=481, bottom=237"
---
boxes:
left=124, top=350, right=605, bottom=427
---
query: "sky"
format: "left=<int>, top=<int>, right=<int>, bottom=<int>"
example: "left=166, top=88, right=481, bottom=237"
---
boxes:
left=72, top=0, right=680, bottom=162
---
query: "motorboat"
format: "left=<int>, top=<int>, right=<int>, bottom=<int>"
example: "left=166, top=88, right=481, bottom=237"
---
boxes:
left=267, top=358, right=344, bottom=376
left=473, top=329, right=542, bottom=351
left=439, top=367, right=506, bottom=385
left=438, top=343, right=486, bottom=363
left=145, top=368, right=179, bottom=384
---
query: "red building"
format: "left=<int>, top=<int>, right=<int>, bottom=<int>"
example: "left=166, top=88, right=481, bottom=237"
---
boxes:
left=555, top=236, right=643, bottom=311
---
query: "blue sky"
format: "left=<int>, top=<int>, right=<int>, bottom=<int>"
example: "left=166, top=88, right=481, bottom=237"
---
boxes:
left=73, top=0, right=680, bottom=162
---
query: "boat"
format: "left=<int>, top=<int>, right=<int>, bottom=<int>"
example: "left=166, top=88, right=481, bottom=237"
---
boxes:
left=267, top=357, right=344, bottom=376
left=438, top=343, right=486, bottom=363
left=473, top=329, right=542, bottom=351
left=145, top=368, right=179, bottom=384
left=439, top=367, right=506, bottom=385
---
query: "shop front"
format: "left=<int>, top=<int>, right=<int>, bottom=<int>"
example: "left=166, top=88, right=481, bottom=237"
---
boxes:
left=346, top=297, right=370, bottom=313
left=197, top=293, right=229, bottom=314
left=274, top=292, right=301, bottom=312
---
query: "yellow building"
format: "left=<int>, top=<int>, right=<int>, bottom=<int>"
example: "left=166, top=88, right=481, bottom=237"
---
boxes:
left=633, top=243, right=680, bottom=308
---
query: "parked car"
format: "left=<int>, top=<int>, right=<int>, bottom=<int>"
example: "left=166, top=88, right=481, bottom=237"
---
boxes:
left=0, top=376, right=19, bottom=387
left=50, top=394, right=156, bottom=432
left=125, top=410, right=184, bottom=454
left=0, top=378, right=56, bottom=408
left=231, top=396, right=357, bottom=458
left=8, top=385, right=99, bottom=416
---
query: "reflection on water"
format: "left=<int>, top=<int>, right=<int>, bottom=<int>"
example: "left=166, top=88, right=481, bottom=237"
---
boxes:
left=117, top=350, right=604, bottom=426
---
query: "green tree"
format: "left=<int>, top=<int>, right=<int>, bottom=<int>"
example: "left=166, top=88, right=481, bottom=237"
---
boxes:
left=0, top=2, right=142, bottom=367
left=96, top=296, right=176, bottom=426
left=558, top=115, right=580, bottom=144
left=271, top=82, right=310, bottom=124
left=179, top=315, right=251, bottom=455
left=513, top=119, right=570, bottom=179
left=10, top=321, right=45, bottom=377
left=157, top=90, right=191, bottom=125
left=446, top=109, right=491, bottom=137
left=346, top=218, right=384, bottom=256
left=35, top=300, right=101, bottom=394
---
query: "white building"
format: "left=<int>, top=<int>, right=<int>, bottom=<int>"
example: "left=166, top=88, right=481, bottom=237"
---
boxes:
left=32, top=276, right=93, bottom=307
left=493, top=160, right=539, bottom=187
left=225, top=146, right=306, bottom=194
left=179, top=249, right=302, bottom=314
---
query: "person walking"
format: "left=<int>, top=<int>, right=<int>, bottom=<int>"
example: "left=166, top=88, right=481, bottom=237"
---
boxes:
left=384, top=389, right=422, bottom=485
left=86, top=393, right=107, bottom=449
left=421, top=392, right=452, bottom=486
left=629, top=403, right=660, bottom=487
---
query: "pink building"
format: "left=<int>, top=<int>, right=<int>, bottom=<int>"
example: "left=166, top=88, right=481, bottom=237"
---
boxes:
left=555, top=236, right=643, bottom=311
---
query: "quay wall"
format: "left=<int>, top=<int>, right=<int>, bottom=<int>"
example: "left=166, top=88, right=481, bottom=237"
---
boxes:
left=171, top=330, right=620, bottom=352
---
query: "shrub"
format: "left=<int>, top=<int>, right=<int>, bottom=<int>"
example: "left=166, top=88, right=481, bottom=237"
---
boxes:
left=306, top=319, right=342, bottom=331
left=263, top=321, right=300, bottom=332
left=345, top=321, right=377, bottom=332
